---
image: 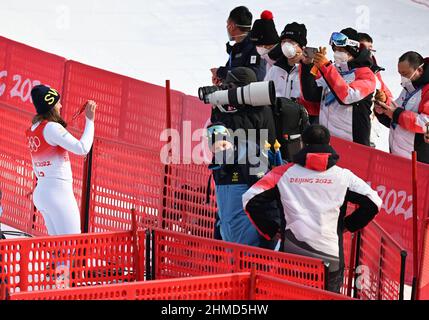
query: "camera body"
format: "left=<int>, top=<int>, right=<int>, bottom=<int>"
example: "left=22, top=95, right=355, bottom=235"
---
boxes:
left=198, top=81, right=276, bottom=110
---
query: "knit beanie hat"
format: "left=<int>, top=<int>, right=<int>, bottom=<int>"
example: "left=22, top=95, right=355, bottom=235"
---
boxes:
left=250, top=10, right=280, bottom=46
left=280, top=22, right=307, bottom=48
left=31, top=85, right=60, bottom=115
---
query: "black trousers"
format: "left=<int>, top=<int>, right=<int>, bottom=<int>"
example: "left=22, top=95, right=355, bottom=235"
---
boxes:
left=327, top=267, right=345, bottom=294
left=283, top=235, right=345, bottom=294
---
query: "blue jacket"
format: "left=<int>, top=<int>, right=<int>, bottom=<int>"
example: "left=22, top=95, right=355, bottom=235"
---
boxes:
left=217, top=36, right=266, bottom=81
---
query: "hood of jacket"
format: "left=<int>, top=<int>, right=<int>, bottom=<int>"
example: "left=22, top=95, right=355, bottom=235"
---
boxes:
left=293, top=144, right=339, bottom=172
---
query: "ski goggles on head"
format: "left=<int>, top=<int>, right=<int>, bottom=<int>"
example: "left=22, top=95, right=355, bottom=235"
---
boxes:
left=206, top=124, right=230, bottom=142
left=329, top=32, right=360, bottom=47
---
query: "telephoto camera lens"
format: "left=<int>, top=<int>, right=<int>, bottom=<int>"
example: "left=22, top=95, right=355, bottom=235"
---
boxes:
left=198, top=81, right=276, bottom=108
left=198, top=86, right=221, bottom=103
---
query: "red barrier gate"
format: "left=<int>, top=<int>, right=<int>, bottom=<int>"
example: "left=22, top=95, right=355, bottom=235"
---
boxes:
left=88, top=137, right=165, bottom=233
left=355, top=221, right=407, bottom=300
left=151, top=228, right=326, bottom=289
left=0, top=231, right=138, bottom=296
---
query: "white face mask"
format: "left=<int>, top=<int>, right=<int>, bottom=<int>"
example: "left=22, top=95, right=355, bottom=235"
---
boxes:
left=281, top=42, right=297, bottom=59
left=227, top=24, right=249, bottom=42
left=401, top=64, right=424, bottom=93
left=334, top=51, right=350, bottom=64
left=256, top=46, right=271, bottom=57
left=257, top=46, right=278, bottom=66
left=227, top=30, right=233, bottom=41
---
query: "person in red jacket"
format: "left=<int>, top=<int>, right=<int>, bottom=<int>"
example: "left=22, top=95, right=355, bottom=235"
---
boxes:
left=313, top=28, right=376, bottom=146
left=374, top=51, right=429, bottom=163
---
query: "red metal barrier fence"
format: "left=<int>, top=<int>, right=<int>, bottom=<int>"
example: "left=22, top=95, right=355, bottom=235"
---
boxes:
left=0, top=230, right=139, bottom=296
left=10, top=273, right=251, bottom=300
left=353, top=221, right=407, bottom=300
left=61, top=60, right=184, bottom=152
left=88, top=137, right=164, bottom=233
left=331, top=137, right=429, bottom=285
left=9, top=272, right=350, bottom=300
left=151, top=228, right=326, bottom=289
left=2, top=227, right=329, bottom=299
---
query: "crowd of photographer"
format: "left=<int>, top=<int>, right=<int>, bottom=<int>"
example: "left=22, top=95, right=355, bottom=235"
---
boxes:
left=200, top=6, right=429, bottom=292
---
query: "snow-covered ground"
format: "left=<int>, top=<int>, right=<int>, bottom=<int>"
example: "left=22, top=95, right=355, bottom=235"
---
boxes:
left=1, top=0, right=428, bottom=98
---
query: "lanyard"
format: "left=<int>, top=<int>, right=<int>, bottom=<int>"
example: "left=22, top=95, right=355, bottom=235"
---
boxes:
left=392, top=87, right=422, bottom=130
left=402, top=86, right=422, bottom=108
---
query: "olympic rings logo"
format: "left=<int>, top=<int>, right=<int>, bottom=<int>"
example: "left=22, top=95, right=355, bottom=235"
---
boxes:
left=27, top=136, right=41, bottom=152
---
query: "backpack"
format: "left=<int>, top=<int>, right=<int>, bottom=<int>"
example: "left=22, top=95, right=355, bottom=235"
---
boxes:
left=272, top=97, right=310, bottom=162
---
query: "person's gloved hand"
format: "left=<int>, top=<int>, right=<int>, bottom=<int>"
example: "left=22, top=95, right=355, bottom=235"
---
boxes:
left=210, top=68, right=222, bottom=86
left=375, top=89, right=387, bottom=103
left=313, top=47, right=329, bottom=69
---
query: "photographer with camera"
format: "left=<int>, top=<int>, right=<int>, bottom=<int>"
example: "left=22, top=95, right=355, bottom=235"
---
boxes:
left=265, top=22, right=322, bottom=125
left=206, top=67, right=277, bottom=147
left=210, top=6, right=266, bottom=86
left=201, top=67, right=276, bottom=248
left=200, top=67, right=310, bottom=247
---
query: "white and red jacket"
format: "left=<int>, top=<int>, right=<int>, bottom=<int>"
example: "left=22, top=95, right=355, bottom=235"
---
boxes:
left=377, top=58, right=429, bottom=163
left=316, top=50, right=376, bottom=146
left=242, top=144, right=382, bottom=258
left=26, top=118, right=94, bottom=181
left=265, top=57, right=322, bottom=117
